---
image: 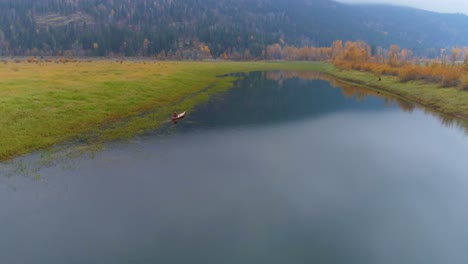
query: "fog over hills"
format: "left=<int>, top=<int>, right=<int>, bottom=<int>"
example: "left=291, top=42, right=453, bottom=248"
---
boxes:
left=337, top=0, right=468, bottom=15
left=0, top=0, right=467, bottom=57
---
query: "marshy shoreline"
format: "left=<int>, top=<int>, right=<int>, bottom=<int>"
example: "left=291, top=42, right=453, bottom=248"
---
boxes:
left=0, top=60, right=466, bottom=161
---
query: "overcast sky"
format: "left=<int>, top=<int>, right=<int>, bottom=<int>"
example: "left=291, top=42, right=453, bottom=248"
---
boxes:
left=336, top=0, right=468, bottom=15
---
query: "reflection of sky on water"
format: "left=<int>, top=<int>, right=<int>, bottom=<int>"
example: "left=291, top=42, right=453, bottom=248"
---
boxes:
left=1, top=72, right=468, bottom=264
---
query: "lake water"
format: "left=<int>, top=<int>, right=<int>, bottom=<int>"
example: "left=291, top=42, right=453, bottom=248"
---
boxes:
left=1, top=71, right=468, bottom=264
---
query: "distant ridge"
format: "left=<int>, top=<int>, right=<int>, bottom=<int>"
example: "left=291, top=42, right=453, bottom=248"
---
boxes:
left=0, top=0, right=467, bottom=57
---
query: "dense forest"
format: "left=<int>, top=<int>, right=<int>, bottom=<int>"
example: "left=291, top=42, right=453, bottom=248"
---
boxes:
left=1, top=0, right=468, bottom=58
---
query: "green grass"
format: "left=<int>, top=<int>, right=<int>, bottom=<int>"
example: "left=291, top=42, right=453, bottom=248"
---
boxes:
left=0, top=60, right=322, bottom=161
left=0, top=60, right=467, bottom=161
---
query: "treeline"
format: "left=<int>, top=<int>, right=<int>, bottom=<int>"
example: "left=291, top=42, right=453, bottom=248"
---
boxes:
left=2, top=0, right=468, bottom=58
left=265, top=44, right=332, bottom=61
left=265, top=40, right=468, bottom=89
left=0, top=0, right=283, bottom=58
left=330, top=41, right=468, bottom=89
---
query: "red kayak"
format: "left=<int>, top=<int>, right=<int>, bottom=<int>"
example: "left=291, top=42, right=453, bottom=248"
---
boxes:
left=172, top=111, right=186, bottom=121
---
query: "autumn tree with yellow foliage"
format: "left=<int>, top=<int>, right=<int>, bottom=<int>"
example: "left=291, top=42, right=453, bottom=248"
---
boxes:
left=263, top=40, right=468, bottom=89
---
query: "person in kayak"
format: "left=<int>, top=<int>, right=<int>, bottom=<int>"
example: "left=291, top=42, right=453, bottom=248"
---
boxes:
left=173, top=112, right=178, bottom=119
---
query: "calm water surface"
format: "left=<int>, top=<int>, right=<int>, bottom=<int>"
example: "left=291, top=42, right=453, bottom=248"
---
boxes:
left=1, top=72, right=468, bottom=264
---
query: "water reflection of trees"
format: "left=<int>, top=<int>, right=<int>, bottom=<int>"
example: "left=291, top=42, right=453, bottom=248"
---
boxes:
left=265, top=70, right=414, bottom=105
left=265, top=71, right=468, bottom=133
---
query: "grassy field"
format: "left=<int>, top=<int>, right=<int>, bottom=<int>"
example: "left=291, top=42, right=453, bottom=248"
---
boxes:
left=0, top=60, right=327, bottom=161
left=0, top=60, right=467, bottom=161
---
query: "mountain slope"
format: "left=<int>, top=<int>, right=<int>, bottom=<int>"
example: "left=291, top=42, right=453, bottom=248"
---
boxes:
left=0, top=0, right=467, bottom=57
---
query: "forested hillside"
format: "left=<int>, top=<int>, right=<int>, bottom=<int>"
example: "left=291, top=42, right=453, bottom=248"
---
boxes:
left=0, top=0, right=467, bottom=58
